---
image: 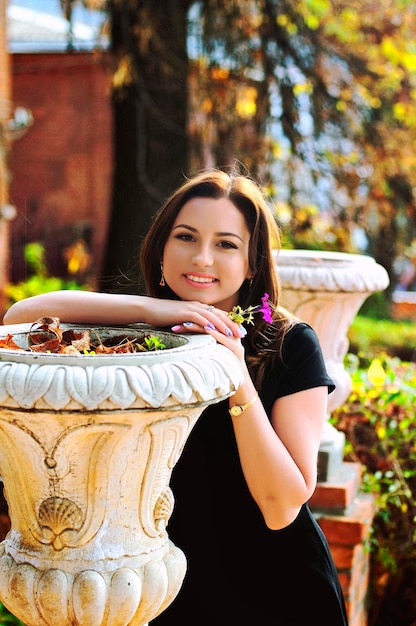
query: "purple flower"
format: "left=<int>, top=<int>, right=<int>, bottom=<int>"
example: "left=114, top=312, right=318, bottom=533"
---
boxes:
left=258, top=292, right=273, bottom=323
left=228, top=293, right=273, bottom=326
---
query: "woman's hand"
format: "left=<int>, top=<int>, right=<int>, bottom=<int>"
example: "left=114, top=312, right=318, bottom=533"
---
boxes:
left=171, top=322, right=247, bottom=375
left=165, top=302, right=246, bottom=340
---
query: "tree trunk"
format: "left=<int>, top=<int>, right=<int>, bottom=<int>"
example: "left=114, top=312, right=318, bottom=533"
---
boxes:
left=101, top=0, right=191, bottom=294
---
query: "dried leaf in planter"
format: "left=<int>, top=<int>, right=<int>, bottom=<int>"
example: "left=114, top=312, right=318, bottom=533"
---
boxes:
left=61, top=344, right=85, bottom=355
left=29, top=338, right=61, bottom=353
left=28, top=317, right=63, bottom=352
left=0, top=334, right=25, bottom=351
left=62, top=329, right=91, bottom=353
left=30, top=317, right=62, bottom=335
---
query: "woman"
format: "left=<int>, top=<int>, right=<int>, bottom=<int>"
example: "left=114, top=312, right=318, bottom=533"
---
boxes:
left=3, top=168, right=348, bottom=625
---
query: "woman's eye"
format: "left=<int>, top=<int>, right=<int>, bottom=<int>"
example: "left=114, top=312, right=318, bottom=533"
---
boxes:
left=175, top=233, right=194, bottom=242
left=218, top=240, right=237, bottom=249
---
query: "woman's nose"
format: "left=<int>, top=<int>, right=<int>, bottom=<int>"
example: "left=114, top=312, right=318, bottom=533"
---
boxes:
left=192, top=245, right=213, bottom=266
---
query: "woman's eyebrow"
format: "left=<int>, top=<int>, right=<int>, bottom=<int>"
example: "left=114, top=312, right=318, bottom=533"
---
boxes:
left=172, top=223, right=197, bottom=232
left=172, top=223, right=244, bottom=242
left=217, top=231, right=244, bottom=242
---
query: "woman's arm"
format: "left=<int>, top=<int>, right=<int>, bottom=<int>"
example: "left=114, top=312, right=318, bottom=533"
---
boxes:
left=3, top=290, right=244, bottom=338
left=3, top=291, right=149, bottom=325
left=206, top=328, right=327, bottom=530
left=231, top=379, right=326, bottom=530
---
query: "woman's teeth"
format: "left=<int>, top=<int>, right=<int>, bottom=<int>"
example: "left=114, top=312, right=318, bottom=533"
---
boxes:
left=187, top=275, right=215, bottom=283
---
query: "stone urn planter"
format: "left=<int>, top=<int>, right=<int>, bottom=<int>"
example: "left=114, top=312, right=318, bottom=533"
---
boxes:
left=0, top=323, right=242, bottom=626
left=275, top=249, right=390, bottom=480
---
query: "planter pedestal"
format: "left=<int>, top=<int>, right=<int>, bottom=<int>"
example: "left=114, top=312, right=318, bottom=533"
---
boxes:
left=0, top=323, right=242, bottom=626
left=276, top=250, right=390, bottom=480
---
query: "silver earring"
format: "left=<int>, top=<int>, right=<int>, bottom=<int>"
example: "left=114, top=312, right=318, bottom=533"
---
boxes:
left=159, top=264, right=165, bottom=287
left=249, top=276, right=253, bottom=287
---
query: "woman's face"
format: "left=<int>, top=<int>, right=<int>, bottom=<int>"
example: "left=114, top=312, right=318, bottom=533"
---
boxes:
left=162, top=196, right=252, bottom=311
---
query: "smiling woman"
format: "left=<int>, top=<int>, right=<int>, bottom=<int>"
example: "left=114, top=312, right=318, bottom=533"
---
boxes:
left=4, top=167, right=349, bottom=626
left=162, top=196, right=253, bottom=312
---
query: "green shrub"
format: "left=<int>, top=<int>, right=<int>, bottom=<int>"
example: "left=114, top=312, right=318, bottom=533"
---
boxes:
left=357, top=291, right=392, bottom=319
left=348, top=315, right=416, bottom=363
left=5, top=275, right=83, bottom=305
left=4, top=242, right=89, bottom=308
left=332, top=354, right=416, bottom=626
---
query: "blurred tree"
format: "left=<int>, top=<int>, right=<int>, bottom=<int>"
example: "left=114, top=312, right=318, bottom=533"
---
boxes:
left=74, top=0, right=416, bottom=297
left=101, top=0, right=192, bottom=293
left=310, top=0, right=416, bottom=294
left=189, top=0, right=416, bottom=292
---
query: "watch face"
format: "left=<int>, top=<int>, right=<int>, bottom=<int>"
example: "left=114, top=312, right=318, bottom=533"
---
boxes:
left=230, top=405, right=242, bottom=416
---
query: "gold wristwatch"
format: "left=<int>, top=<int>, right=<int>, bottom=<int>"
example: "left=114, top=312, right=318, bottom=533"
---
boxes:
left=229, top=392, right=258, bottom=417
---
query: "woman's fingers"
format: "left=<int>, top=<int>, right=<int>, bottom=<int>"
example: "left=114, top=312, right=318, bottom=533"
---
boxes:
left=171, top=318, right=246, bottom=338
left=204, top=307, right=246, bottom=337
left=159, top=300, right=245, bottom=338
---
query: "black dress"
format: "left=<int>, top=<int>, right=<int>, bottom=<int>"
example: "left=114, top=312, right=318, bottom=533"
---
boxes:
left=151, top=323, right=349, bottom=626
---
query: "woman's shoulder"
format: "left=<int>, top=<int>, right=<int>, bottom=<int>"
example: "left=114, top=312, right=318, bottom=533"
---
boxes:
left=261, top=319, right=334, bottom=400
left=284, top=320, right=320, bottom=343
left=279, top=322, right=326, bottom=371
left=274, top=315, right=321, bottom=351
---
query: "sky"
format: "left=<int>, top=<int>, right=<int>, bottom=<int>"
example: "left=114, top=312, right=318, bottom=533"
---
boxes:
left=7, top=0, right=108, bottom=52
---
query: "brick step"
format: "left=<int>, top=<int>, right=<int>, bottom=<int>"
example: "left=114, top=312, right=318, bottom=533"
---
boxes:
left=309, top=462, right=376, bottom=626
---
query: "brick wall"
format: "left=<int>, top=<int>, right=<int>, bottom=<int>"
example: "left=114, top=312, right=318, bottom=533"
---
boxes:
left=8, top=50, right=113, bottom=288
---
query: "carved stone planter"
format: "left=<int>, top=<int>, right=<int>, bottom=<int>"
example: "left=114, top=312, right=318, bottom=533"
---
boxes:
left=275, top=250, right=390, bottom=480
left=0, top=323, right=242, bottom=626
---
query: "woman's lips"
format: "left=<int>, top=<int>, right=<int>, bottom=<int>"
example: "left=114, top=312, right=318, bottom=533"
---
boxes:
left=184, top=274, right=217, bottom=288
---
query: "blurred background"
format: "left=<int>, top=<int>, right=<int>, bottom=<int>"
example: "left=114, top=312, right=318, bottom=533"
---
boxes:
left=1, top=0, right=416, bottom=315
left=0, top=5, right=416, bottom=624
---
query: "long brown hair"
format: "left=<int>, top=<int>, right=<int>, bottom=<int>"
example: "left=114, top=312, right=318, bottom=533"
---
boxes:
left=140, top=168, right=295, bottom=386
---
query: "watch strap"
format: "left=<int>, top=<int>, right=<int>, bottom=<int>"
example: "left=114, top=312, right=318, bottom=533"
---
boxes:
left=229, top=391, right=259, bottom=417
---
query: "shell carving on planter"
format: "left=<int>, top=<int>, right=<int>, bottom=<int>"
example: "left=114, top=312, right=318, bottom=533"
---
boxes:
left=0, top=323, right=243, bottom=626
